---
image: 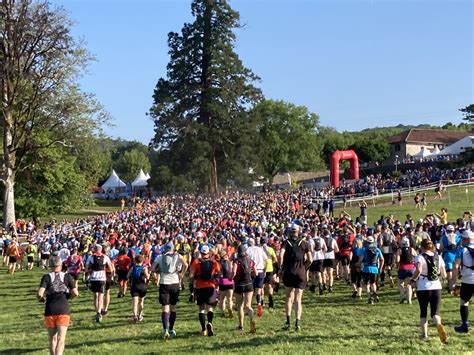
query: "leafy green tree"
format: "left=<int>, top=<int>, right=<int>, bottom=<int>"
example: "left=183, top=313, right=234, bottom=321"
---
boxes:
left=114, top=147, right=151, bottom=182
left=0, top=0, right=107, bottom=227
left=318, top=128, right=354, bottom=166
left=251, top=100, right=324, bottom=179
left=149, top=0, right=261, bottom=194
left=350, top=138, right=390, bottom=163
left=459, top=104, right=474, bottom=123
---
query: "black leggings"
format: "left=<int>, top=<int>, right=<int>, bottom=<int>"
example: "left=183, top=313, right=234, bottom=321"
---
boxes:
left=351, top=269, right=362, bottom=288
left=416, top=289, right=441, bottom=319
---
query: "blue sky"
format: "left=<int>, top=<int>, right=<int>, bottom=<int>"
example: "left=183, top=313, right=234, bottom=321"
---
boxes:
left=52, top=0, right=473, bottom=144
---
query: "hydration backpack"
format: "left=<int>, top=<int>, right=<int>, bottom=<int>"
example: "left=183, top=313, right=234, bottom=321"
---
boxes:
left=382, top=233, right=392, bottom=247
left=220, top=259, right=232, bottom=279
left=366, top=247, right=378, bottom=266
left=421, top=253, right=440, bottom=281
left=341, top=235, right=351, bottom=249
left=314, top=238, right=322, bottom=252
left=236, top=257, right=252, bottom=282
left=285, top=238, right=305, bottom=263
left=132, top=265, right=144, bottom=281
left=325, top=237, right=334, bottom=253
left=198, top=258, right=213, bottom=281
left=159, top=253, right=179, bottom=274
left=47, top=272, right=68, bottom=295
left=92, top=255, right=105, bottom=271
left=461, top=247, right=474, bottom=270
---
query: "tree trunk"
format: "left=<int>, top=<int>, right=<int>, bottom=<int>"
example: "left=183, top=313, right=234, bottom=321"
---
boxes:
left=3, top=173, right=16, bottom=232
left=210, top=153, right=218, bottom=195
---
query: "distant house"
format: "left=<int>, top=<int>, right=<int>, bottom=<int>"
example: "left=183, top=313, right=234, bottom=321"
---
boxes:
left=387, top=129, right=472, bottom=160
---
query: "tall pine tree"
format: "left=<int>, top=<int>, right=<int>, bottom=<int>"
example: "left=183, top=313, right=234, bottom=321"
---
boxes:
left=149, top=0, right=261, bottom=194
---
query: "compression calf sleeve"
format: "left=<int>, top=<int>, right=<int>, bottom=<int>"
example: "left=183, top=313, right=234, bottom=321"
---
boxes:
left=460, top=305, right=469, bottom=325
left=199, top=312, right=206, bottom=330
left=207, top=311, right=214, bottom=323
left=161, top=312, right=169, bottom=330
left=169, top=311, right=177, bottom=330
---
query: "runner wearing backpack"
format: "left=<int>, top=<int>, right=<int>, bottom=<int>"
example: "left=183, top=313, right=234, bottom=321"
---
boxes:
left=279, top=223, right=312, bottom=331
left=189, top=244, right=220, bottom=336
left=378, top=225, right=396, bottom=288
left=232, top=244, right=257, bottom=333
left=395, top=238, right=417, bottom=304
left=85, top=244, right=114, bottom=322
left=322, top=228, right=339, bottom=293
left=361, top=236, right=384, bottom=305
left=37, top=256, right=78, bottom=355
left=452, top=230, right=474, bottom=333
left=151, top=241, right=187, bottom=340
left=440, top=224, right=461, bottom=293
left=337, top=228, right=354, bottom=285
left=308, top=228, right=327, bottom=295
left=218, top=249, right=235, bottom=318
left=411, top=239, right=447, bottom=342
left=127, top=255, right=150, bottom=323
left=26, top=240, right=37, bottom=271
left=65, top=247, right=84, bottom=290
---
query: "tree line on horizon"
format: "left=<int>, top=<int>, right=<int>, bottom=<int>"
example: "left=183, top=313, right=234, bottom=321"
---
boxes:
left=1, top=0, right=473, bottom=224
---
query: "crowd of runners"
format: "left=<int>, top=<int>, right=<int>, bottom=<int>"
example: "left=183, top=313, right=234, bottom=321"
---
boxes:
left=1, top=181, right=473, bottom=355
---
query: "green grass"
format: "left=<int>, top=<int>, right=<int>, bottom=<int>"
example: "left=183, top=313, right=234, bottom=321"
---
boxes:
left=0, top=267, right=472, bottom=354
left=336, top=185, right=473, bottom=226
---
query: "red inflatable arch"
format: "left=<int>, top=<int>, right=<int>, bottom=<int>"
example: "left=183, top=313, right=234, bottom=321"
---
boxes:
left=330, top=150, right=359, bottom=188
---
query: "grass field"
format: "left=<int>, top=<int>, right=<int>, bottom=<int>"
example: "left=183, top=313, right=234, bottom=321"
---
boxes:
left=0, top=266, right=472, bottom=354
left=335, top=185, right=473, bottom=226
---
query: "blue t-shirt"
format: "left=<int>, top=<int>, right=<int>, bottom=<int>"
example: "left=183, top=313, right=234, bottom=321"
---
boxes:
left=361, top=245, right=382, bottom=274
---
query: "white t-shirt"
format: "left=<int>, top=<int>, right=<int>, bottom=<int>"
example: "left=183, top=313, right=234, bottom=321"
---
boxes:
left=247, top=246, right=268, bottom=273
left=324, top=237, right=337, bottom=260
left=460, top=246, right=474, bottom=285
left=415, top=252, right=445, bottom=291
left=308, top=237, right=327, bottom=261
left=86, top=254, right=111, bottom=281
left=59, top=248, right=70, bottom=262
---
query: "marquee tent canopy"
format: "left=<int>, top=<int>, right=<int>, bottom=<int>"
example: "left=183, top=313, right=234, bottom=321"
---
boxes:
left=438, top=136, right=474, bottom=155
left=132, top=169, right=150, bottom=187
left=412, top=146, right=431, bottom=159
left=101, top=170, right=126, bottom=189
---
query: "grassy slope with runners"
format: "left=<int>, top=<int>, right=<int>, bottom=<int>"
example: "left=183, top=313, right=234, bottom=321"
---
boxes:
left=0, top=186, right=472, bottom=354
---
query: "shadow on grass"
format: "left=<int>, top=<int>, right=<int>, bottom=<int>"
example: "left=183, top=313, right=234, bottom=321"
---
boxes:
left=0, top=347, right=44, bottom=354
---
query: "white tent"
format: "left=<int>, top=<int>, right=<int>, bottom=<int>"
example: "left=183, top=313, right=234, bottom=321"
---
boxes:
left=132, top=169, right=150, bottom=188
left=101, top=170, right=126, bottom=190
left=438, top=136, right=474, bottom=155
left=429, top=146, right=441, bottom=157
left=145, top=172, right=151, bottom=180
left=412, top=146, right=431, bottom=159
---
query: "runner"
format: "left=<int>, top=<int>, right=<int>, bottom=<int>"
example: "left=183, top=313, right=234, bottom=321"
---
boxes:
left=279, top=223, right=312, bottom=331
left=246, top=238, right=268, bottom=317
left=232, top=244, right=257, bottom=333
left=440, top=224, right=461, bottom=293
left=378, top=224, right=396, bottom=288
left=262, top=237, right=277, bottom=309
left=452, top=230, right=474, bottom=333
left=322, top=228, right=339, bottom=293
left=25, top=240, right=37, bottom=271
left=218, top=249, right=234, bottom=317
left=152, top=241, right=187, bottom=339
left=350, top=238, right=364, bottom=299
left=6, top=237, right=19, bottom=274
left=411, top=239, right=447, bottom=342
left=361, top=236, right=384, bottom=304
left=116, top=247, right=132, bottom=298
left=102, top=244, right=115, bottom=316
left=37, top=256, right=78, bottom=355
left=337, top=227, right=354, bottom=285
left=41, top=238, right=52, bottom=269
left=308, top=227, right=327, bottom=295
left=64, top=247, right=84, bottom=290
left=189, top=245, right=220, bottom=336
left=395, top=237, right=417, bottom=304
left=85, top=244, right=114, bottom=322
left=127, top=255, right=150, bottom=323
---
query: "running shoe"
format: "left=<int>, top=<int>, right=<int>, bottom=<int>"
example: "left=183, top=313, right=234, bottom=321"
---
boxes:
left=328, top=286, right=333, bottom=293
left=138, top=314, right=144, bottom=322
left=236, top=326, right=244, bottom=333
left=436, top=324, right=448, bottom=343
left=295, top=325, right=301, bottom=332
left=257, top=304, right=263, bottom=317
left=201, top=329, right=207, bottom=336
left=206, top=322, right=214, bottom=337
left=95, top=313, right=102, bottom=323
left=368, top=298, right=374, bottom=305
left=169, top=329, right=177, bottom=339
left=162, top=329, right=170, bottom=341
left=351, top=291, right=357, bottom=298
left=101, top=309, right=108, bottom=316
left=250, top=320, right=257, bottom=334
left=419, top=332, right=428, bottom=340
left=454, top=323, right=469, bottom=334
left=282, top=323, right=291, bottom=331
left=373, top=293, right=380, bottom=303
left=133, top=315, right=138, bottom=323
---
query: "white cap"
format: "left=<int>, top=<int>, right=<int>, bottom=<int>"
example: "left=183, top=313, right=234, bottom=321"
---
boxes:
left=200, top=245, right=210, bottom=255
left=366, top=236, right=375, bottom=243
left=461, top=230, right=474, bottom=242
left=446, top=225, right=455, bottom=232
